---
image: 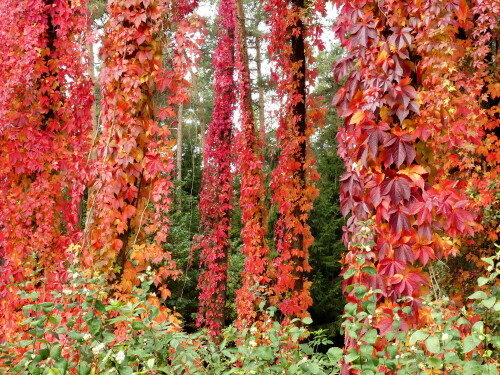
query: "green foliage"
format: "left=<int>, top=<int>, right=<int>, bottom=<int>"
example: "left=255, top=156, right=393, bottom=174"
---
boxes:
left=341, top=224, right=500, bottom=374
left=0, top=271, right=341, bottom=375
left=308, top=47, right=346, bottom=341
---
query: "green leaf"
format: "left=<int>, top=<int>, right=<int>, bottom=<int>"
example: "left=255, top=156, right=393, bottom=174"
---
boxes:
left=39, top=348, right=50, bottom=360
left=362, top=266, right=377, bottom=275
left=87, top=319, right=101, bottom=336
left=463, top=360, right=482, bottom=375
left=300, top=362, right=320, bottom=374
left=132, top=321, right=146, bottom=330
left=344, top=302, right=358, bottom=316
left=360, top=344, right=373, bottom=357
left=463, top=335, right=481, bottom=353
left=343, top=268, right=357, bottom=279
left=480, top=257, right=494, bottom=266
left=468, top=291, right=488, bottom=300
left=94, top=300, right=106, bottom=313
left=149, top=306, right=159, bottom=319
left=68, top=331, right=84, bottom=342
left=444, top=351, right=459, bottom=364
left=256, top=347, right=274, bottom=362
left=117, top=366, right=133, bottom=375
left=76, top=362, right=90, bottom=375
left=354, top=285, right=367, bottom=300
left=410, top=330, right=429, bottom=345
left=54, top=357, right=68, bottom=373
left=478, top=277, right=489, bottom=286
left=425, top=336, right=440, bottom=354
left=50, top=344, right=62, bottom=360
left=345, top=352, right=359, bottom=363
left=426, top=357, right=442, bottom=368
left=481, top=296, right=496, bottom=309
left=386, top=345, right=398, bottom=358
left=102, top=332, right=116, bottom=343
left=302, top=317, right=313, bottom=325
left=48, top=316, right=61, bottom=325
left=327, top=347, right=343, bottom=362
left=170, top=338, right=179, bottom=349
left=363, top=329, right=377, bottom=344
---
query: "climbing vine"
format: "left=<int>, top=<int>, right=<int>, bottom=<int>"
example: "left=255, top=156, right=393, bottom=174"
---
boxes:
left=0, top=0, right=93, bottom=341
left=195, top=0, right=236, bottom=337
left=233, top=0, right=272, bottom=329
left=84, top=0, right=181, bottom=299
left=331, top=0, right=495, bottom=372
left=265, top=0, right=325, bottom=319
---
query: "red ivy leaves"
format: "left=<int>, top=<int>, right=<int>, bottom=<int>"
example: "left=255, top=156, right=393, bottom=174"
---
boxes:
left=0, top=0, right=93, bottom=341
left=84, top=0, right=183, bottom=297
left=196, top=0, right=235, bottom=337
left=233, top=0, right=272, bottom=329
left=332, top=0, right=487, bottom=372
left=265, top=0, right=325, bottom=319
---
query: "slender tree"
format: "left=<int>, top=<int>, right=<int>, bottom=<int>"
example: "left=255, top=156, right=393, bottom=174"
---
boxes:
left=234, top=0, right=273, bottom=328
left=195, top=0, right=236, bottom=337
left=265, top=0, right=322, bottom=319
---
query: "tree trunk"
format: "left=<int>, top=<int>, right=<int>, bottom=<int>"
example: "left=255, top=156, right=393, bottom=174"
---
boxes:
left=290, top=0, right=307, bottom=298
left=176, top=103, right=183, bottom=182
left=234, top=0, right=271, bottom=328
left=234, top=0, right=254, bottom=117
left=255, top=35, right=265, bottom=131
left=193, top=78, right=206, bottom=152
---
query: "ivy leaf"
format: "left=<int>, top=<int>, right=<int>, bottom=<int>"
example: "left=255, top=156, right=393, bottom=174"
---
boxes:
left=389, top=207, right=411, bottom=234
left=410, top=330, right=429, bottom=344
left=381, top=173, right=411, bottom=204
left=383, top=133, right=416, bottom=168
left=425, top=336, right=440, bottom=353
left=463, top=335, right=481, bottom=353
left=388, top=27, right=413, bottom=49
left=349, top=14, right=378, bottom=48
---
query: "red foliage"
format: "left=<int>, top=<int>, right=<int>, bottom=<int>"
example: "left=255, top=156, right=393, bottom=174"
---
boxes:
left=196, top=0, right=236, bottom=337
left=0, top=0, right=93, bottom=341
left=265, top=0, right=325, bottom=319
left=332, top=0, right=497, bottom=372
left=84, top=0, right=182, bottom=296
left=233, top=0, right=272, bottom=328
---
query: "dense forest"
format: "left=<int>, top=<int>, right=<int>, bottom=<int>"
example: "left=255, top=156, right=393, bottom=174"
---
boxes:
left=0, top=0, right=498, bottom=374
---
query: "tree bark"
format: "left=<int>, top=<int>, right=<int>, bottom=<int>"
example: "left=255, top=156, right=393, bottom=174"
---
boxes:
left=176, top=103, right=183, bottom=182
left=234, top=0, right=254, bottom=117
left=290, top=0, right=307, bottom=296
left=255, top=35, right=265, bottom=131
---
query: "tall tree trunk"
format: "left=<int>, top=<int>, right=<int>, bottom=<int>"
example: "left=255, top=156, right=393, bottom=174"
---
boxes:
left=234, top=0, right=272, bottom=329
left=255, top=35, right=265, bottom=131
left=176, top=103, right=183, bottom=182
left=192, top=77, right=206, bottom=152
left=87, top=0, right=178, bottom=287
left=234, top=0, right=254, bottom=116
left=267, top=0, right=316, bottom=319
left=289, top=0, right=307, bottom=302
left=196, top=0, right=236, bottom=339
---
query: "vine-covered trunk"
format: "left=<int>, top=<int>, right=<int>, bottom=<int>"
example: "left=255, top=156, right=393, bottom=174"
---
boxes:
left=266, top=0, right=319, bottom=320
left=85, top=0, right=180, bottom=298
left=255, top=35, right=266, bottom=131
left=331, top=0, right=496, bottom=372
left=234, top=0, right=272, bottom=329
left=196, top=0, right=236, bottom=337
left=0, top=0, right=93, bottom=340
